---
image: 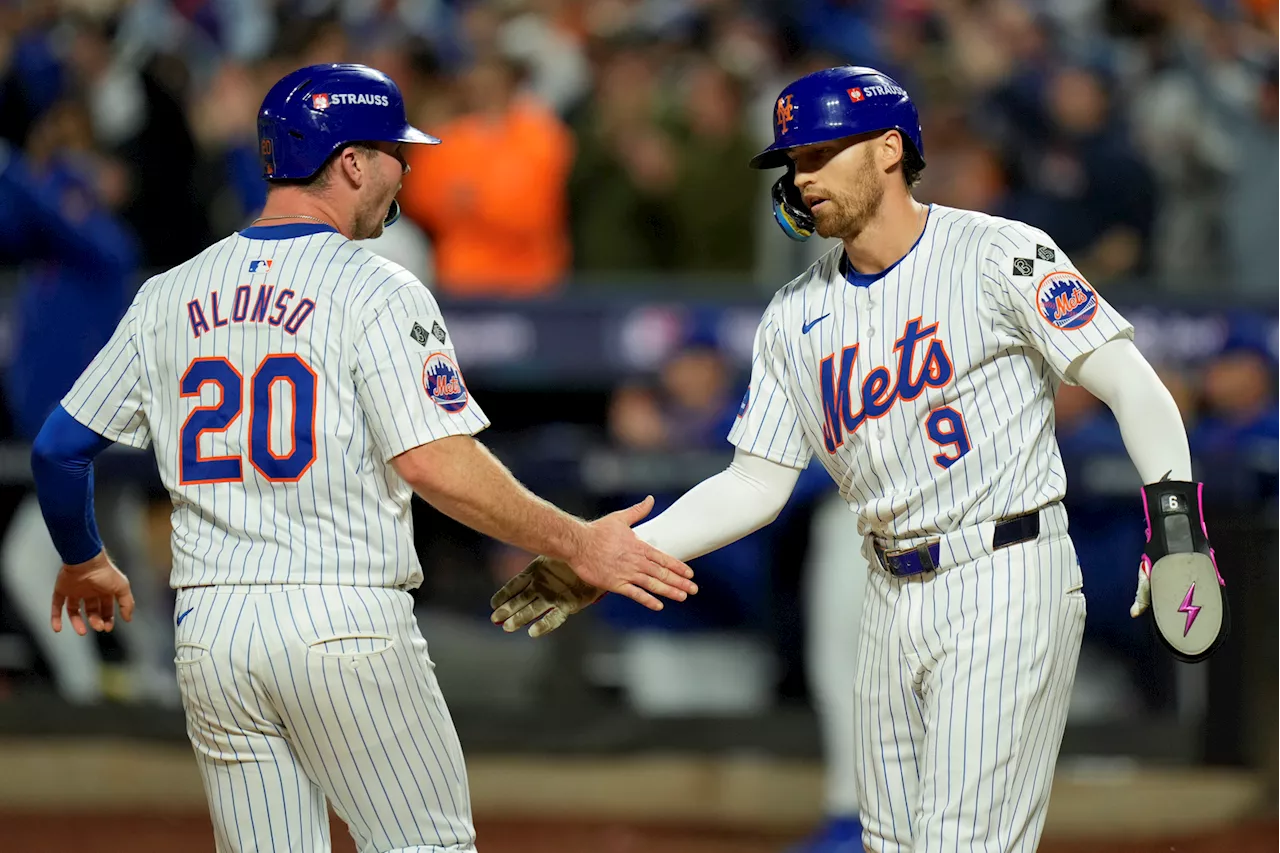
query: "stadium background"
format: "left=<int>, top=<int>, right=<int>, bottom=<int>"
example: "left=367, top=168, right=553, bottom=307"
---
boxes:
left=0, top=0, right=1275, bottom=850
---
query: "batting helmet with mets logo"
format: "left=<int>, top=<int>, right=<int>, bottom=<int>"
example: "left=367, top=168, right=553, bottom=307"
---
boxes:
left=257, top=63, right=440, bottom=226
left=751, top=66, right=926, bottom=241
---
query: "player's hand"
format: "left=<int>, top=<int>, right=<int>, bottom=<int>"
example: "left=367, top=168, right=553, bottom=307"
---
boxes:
left=489, top=555, right=602, bottom=637
left=1129, top=558, right=1152, bottom=618
left=51, top=549, right=135, bottom=636
left=569, top=496, right=697, bottom=611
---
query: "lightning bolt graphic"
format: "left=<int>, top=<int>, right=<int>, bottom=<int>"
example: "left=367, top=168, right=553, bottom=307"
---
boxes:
left=1178, top=583, right=1201, bottom=637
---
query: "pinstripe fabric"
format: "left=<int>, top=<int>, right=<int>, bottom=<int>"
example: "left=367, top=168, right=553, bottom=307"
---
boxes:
left=853, top=505, right=1085, bottom=853
left=730, top=205, right=1117, bottom=851
left=729, top=206, right=1133, bottom=540
left=62, top=226, right=485, bottom=851
left=60, top=230, right=489, bottom=588
left=175, top=585, right=475, bottom=853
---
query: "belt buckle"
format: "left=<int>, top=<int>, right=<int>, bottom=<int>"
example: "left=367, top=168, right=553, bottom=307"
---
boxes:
left=879, top=540, right=940, bottom=576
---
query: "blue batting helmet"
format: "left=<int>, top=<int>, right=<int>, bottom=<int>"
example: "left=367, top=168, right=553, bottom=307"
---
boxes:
left=257, top=63, right=440, bottom=225
left=751, top=66, right=925, bottom=241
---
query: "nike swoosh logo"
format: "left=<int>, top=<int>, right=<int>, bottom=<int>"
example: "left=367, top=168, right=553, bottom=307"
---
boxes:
left=801, top=314, right=831, bottom=334
left=176, top=607, right=194, bottom=626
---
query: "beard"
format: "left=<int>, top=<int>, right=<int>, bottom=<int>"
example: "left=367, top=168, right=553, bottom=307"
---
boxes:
left=812, top=145, right=885, bottom=240
left=353, top=176, right=398, bottom=240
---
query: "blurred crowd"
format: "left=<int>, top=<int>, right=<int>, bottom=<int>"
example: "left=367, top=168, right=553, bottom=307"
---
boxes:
left=0, top=0, right=1274, bottom=712
left=0, top=0, right=1275, bottom=299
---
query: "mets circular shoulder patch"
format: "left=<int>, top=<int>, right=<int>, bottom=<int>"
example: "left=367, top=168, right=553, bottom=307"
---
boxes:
left=1035, top=272, right=1098, bottom=331
left=422, top=352, right=469, bottom=413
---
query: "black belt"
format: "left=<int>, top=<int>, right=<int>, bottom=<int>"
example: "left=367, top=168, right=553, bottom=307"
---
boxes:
left=873, top=510, right=1042, bottom=577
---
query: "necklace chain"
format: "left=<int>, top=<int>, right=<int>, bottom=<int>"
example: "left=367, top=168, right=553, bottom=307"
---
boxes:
left=251, top=214, right=331, bottom=225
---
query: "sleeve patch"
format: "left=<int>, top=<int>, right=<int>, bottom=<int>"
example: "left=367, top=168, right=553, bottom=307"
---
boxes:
left=422, top=352, right=469, bottom=413
left=1036, top=272, right=1098, bottom=331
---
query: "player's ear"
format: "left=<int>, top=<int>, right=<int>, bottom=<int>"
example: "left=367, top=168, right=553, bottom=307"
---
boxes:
left=880, top=130, right=904, bottom=175
left=336, top=145, right=365, bottom=189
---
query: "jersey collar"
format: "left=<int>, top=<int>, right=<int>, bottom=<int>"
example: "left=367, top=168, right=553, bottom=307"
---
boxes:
left=840, top=203, right=933, bottom=288
left=238, top=223, right=340, bottom=240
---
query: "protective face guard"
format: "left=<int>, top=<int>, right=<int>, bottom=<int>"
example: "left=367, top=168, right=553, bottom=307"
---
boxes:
left=771, top=164, right=815, bottom=242
left=1141, top=481, right=1229, bottom=663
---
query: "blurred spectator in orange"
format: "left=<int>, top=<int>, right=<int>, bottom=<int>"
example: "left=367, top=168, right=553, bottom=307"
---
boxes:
left=568, top=37, right=680, bottom=273
left=669, top=58, right=759, bottom=275
left=400, top=53, right=573, bottom=296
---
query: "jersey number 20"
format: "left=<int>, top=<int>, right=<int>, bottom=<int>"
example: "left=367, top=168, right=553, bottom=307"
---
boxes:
left=179, top=355, right=318, bottom=485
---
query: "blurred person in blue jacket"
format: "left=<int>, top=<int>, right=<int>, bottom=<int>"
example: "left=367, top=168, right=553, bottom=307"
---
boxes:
left=0, top=108, right=172, bottom=705
left=599, top=322, right=778, bottom=714
left=1182, top=315, right=1280, bottom=494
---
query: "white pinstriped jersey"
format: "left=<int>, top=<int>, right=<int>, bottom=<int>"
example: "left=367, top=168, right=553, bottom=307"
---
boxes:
left=61, top=224, right=489, bottom=589
left=729, top=204, right=1133, bottom=539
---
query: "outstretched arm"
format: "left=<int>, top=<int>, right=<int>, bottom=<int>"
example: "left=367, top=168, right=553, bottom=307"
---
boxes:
left=490, top=448, right=803, bottom=636
left=631, top=448, right=803, bottom=561
left=393, top=435, right=696, bottom=611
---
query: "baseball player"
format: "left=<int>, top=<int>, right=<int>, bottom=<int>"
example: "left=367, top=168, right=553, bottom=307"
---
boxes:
left=491, top=66, right=1228, bottom=853
left=29, top=63, right=695, bottom=853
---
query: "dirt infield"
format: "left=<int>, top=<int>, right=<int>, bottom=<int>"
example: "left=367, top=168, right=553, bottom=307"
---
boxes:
left=1, top=813, right=1275, bottom=853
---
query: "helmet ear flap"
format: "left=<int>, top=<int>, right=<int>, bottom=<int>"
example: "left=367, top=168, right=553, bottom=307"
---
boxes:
left=383, top=198, right=401, bottom=227
left=771, top=163, right=815, bottom=241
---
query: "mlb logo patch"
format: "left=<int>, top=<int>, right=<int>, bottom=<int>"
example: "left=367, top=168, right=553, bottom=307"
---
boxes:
left=248, top=260, right=273, bottom=273
left=423, top=353, right=469, bottom=413
left=1036, top=272, right=1098, bottom=331
left=312, top=93, right=330, bottom=110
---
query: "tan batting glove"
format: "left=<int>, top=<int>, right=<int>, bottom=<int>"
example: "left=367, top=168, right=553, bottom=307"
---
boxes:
left=489, top=556, right=605, bottom=638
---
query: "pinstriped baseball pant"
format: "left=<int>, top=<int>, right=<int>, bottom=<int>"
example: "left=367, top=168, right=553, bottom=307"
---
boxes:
left=173, top=584, right=476, bottom=853
left=853, top=503, right=1086, bottom=853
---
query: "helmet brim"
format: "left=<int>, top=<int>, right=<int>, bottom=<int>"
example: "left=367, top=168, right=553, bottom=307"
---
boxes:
left=749, top=145, right=793, bottom=170
left=396, top=126, right=442, bottom=146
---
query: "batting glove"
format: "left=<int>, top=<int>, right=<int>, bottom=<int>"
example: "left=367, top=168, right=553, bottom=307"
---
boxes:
left=489, top=556, right=604, bottom=638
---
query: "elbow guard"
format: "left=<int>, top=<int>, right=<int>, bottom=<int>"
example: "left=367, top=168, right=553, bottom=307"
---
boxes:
left=1140, top=481, right=1228, bottom=663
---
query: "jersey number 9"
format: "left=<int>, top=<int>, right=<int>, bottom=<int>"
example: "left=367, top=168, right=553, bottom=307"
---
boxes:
left=179, top=354, right=318, bottom=485
left=925, top=406, right=971, bottom=469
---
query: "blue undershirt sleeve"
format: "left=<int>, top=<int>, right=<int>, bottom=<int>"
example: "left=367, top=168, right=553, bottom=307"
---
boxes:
left=30, top=405, right=115, bottom=565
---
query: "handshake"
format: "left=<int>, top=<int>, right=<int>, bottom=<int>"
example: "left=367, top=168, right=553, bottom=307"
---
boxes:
left=489, top=496, right=697, bottom=638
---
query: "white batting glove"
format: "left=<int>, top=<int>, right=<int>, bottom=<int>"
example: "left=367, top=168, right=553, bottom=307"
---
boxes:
left=1129, top=557, right=1152, bottom=618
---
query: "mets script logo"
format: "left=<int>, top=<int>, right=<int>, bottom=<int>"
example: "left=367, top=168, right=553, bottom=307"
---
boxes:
left=776, top=95, right=796, bottom=134
left=1036, top=272, right=1098, bottom=331
left=423, top=353, right=468, bottom=413
left=820, top=318, right=953, bottom=454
